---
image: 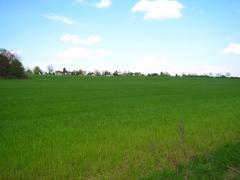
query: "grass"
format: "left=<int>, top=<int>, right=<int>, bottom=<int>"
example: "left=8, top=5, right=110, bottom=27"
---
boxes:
left=0, top=76, right=240, bottom=179
left=142, top=142, right=240, bottom=180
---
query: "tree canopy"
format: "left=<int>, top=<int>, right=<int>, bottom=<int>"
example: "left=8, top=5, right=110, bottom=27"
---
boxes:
left=0, top=49, right=25, bottom=78
left=33, top=66, right=43, bottom=75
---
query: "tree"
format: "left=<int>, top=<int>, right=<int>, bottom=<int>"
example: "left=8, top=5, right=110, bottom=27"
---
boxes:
left=127, top=71, right=134, bottom=76
left=216, top=73, right=223, bottom=78
left=0, top=49, right=15, bottom=61
left=79, top=69, right=86, bottom=76
left=147, top=73, right=159, bottom=76
left=87, top=72, right=95, bottom=76
left=102, top=70, right=111, bottom=76
left=63, top=67, right=67, bottom=75
left=0, top=49, right=25, bottom=78
left=113, top=70, right=120, bottom=76
left=47, top=65, right=54, bottom=75
left=0, top=54, right=9, bottom=77
left=225, top=72, right=231, bottom=77
left=94, top=70, right=101, bottom=76
left=25, top=68, right=33, bottom=75
left=209, top=73, right=214, bottom=77
left=134, top=72, right=142, bottom=76
left=8, top=59, right=25, bottom=78
left=33, top=66, right=42, bottom=75
left=71, top=70, right=78, bottom=75
left=160, top=72, right=170, bottom=77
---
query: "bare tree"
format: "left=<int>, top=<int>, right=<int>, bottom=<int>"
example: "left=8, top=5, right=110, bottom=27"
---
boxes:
left=47, top=65, right=54, bottom=75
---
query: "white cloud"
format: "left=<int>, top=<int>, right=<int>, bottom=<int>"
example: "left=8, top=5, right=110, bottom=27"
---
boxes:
left=10, top=50, right=23, bottom=56
left=220, top=43, right=240, bottom=55
left=60, top=34, right=102, bottom=45
left=133, top=56, right=231, bottom=75
left=132, top=0, right=184, bottom=20
left=95, top=0, right=112, bottom=8
left=73, top=0, right=83, bottom=4
left=73, top=0, right=87, bottom=5
left=133, top=56, right=176, bottom=74
left=56, top=47, right=112, bottom=60
left=74, top=0, right=111, bottom=8
left=180, top=65, right=231, bottom=75
left=43, top=14, right=76, bottom=24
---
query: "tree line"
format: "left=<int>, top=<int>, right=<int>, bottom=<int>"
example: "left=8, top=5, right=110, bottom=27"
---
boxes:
left=27, top=66, right=180, bottom=77
left=28, top=66, right=233, bottom=78
left=0, top=48, right=237, bottom=79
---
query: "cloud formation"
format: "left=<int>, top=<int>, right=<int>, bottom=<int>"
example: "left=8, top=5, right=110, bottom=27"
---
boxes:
left=43, top=14, right=76, bottom=24
left=57, top=47, right=112, bottom=60
left=132, top=0, right=183, bottom=20
left=10, top=50, right=23, bottom=56
left=60, top=34, right=102, bottom=45
left=95, top=0, right=112, bottom=8
left=134, top=56, right=231, bottom=75
left=74, top=0, right=111, bottom=8
left=220, top=43, right=240, bottom=55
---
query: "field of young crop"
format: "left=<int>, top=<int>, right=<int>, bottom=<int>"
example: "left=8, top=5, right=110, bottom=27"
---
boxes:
left=0, top=76, right=240, bottom=179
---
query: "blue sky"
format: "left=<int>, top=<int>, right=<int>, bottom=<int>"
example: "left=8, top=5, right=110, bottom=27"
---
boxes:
left=1, top=0, right=240, bottom=75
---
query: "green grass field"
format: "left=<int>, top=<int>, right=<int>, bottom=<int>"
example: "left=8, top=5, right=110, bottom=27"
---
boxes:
left=0, top=76, right=240, bottom=179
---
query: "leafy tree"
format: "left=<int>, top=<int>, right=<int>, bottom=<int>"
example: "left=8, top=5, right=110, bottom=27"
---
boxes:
left=79, top=69, right=86, bottom=76
left=0, top=54, right=9, bottom=77
left=0, top=49, right=25, bottom=78
left=148, top=73, right=159, bottom=76
left=102, top=70, right=111, bottom=76
left=71, top=70, right=78, bottom=75
left=8, top=59, right=25, bottom=78
left=0, top=49, right=15, bottom=61
left=87, top=72, right=95, bottom=76
left=127, top=72, right=134, bottom=76
left=113, top=70, right=120, bottom=76
left=33, top=66, right=42, bottom=75
left=134, top=72, right=142, bottom=76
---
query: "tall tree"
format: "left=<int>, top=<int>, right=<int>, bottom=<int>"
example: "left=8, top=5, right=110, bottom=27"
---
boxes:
left=8, top=59, right=25, bottom=78
left=0, top=49, right=25, bottom=78
left=0, top=54, right=10, bottom=77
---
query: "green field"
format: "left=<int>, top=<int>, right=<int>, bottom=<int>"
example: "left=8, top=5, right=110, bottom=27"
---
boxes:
left=0, top=76, right=240, bottom=179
